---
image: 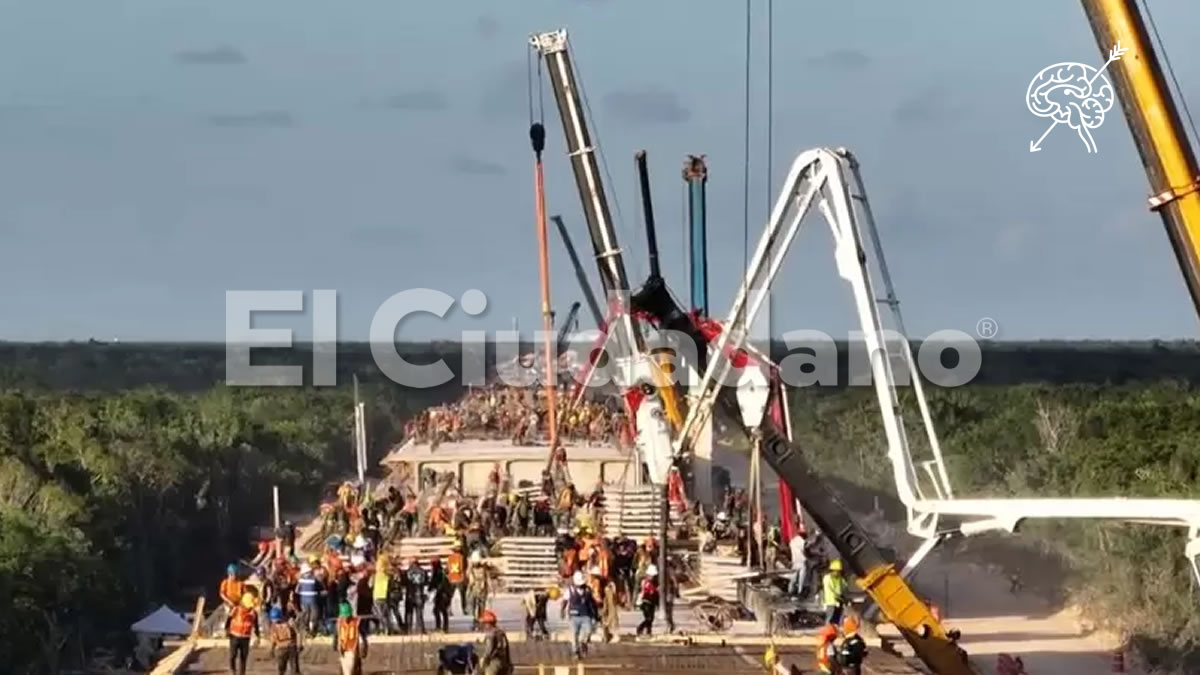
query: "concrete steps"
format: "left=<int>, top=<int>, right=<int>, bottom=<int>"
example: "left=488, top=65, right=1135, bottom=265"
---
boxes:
left=494, top=537, right=559, bottom=593
left=604, top=485, right=662, bottom=540
left=388, top=536, right=455, bottom=565
left=688, top=551, right=750, bottom=602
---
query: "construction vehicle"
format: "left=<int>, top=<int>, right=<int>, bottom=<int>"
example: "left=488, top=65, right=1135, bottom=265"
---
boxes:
left=1079, top=0, right=1200, bottom=322
left=529, top=28, right=975, bottom=675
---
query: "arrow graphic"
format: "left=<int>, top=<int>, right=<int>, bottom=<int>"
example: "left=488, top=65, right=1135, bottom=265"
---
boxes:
left=1028, top=41, right=1129, bottom=153
left=1029, top=120, right=1059, bottom=152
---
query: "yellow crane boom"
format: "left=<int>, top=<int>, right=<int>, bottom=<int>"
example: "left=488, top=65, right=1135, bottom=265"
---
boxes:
left=1080, top=0, right=1200, bottom=321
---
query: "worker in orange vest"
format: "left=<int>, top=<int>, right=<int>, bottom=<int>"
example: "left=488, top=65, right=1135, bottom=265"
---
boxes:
left=447, top=541, right=467, bottom=615
left=815, top=623, right=839, bottom=673
left=333, top=602, right=367, bottom=675
left=228, top=592, right=260, bottom=675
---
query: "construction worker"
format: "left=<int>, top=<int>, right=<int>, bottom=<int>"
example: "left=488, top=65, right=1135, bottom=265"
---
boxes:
left=268, top=606, right=302, bottom=675
left=838, top=616, right=868, bottom=675
left=822, top=559, right=848, bottom=626
left=523, top=585, right=556, bottom=640
left=228, top=592, right=260, bottom=675
left=404, top=557, right=428, bottom=634
left=478, top=609, right=513, bottom=675
left=467, top=552, right=491, bottom=631
left=787, top=528, right=809, bottom=597
left=562, top=570, right=597, bottom=659
left=333, top=602, right=367, bottom=675
left=371, top=554, right=391, bottom=634
left=429, top=557, right=453, bottom=633
left=600, top=578, right=619, bottom=643
left=635, top=564, right=660, bottom=636
left=297, top=562, right=320, bottom=637
left=220, top=564, right=246, bottom=634
left=815, top=624, right=839, bottom=674
left=447, top=541, right=468, bottom=614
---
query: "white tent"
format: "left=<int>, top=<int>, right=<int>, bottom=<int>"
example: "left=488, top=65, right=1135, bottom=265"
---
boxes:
left=130, top=605, right=191, bottom=636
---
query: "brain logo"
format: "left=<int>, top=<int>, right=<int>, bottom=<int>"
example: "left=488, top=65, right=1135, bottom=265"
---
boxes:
left=1026, top=42, right=1128, bottom=153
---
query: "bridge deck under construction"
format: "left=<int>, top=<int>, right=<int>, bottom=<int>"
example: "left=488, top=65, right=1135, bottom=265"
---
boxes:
left=183, top=640, right=925, bottom=674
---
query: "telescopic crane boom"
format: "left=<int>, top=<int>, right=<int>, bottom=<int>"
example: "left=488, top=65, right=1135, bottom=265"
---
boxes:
left=1079, top=0, right=1200, bottom=322
left=531, top=28, right=678, bottom=485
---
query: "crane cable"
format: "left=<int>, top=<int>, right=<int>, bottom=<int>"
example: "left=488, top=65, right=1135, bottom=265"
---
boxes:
left=766, top=0, right=774, bottom=216
left=741, top=0, right=752, bottom=335
left=1137, top=0, right=1200, bottom=152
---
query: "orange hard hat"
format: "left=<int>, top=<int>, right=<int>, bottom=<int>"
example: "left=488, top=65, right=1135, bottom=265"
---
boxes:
left=843, top=616, right=860, bottom=633
left=479, top=609, right=497, bottom=624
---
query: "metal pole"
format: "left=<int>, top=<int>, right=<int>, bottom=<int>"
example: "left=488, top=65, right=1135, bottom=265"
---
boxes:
left=683, top=155, right=709, bottom=316
left=551, top=215, right=605, bottom=327
left=657, top=480, right=673, bottom=632
left=532, top=120, right=561, bottom=464
left=273, top=485, right=280, bottom=530
left=636, top=150, right=662, bottom=279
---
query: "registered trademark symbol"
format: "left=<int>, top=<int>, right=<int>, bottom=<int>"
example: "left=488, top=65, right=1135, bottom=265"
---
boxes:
left=976, top=317, right=998, bottom=339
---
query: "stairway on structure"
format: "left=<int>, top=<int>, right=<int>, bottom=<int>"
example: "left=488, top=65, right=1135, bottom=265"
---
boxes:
left=602, top=484, right=662, bottom=540
left=494, top=537, right=559, bottom=593
left=388, top=537, right=455, bottom=566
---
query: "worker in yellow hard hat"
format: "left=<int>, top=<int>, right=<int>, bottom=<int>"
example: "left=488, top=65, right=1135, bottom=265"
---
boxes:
left=822, top=559, right=848, bottom=626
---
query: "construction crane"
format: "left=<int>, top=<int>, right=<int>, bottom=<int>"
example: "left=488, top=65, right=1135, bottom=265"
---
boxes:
left=529, top=28, right=679, bottom=487
left=1079, top=0, right=1200, bottom=321
left=554, top=301, right=582, bottom=357
left=528, top=26, right=973, bottom=675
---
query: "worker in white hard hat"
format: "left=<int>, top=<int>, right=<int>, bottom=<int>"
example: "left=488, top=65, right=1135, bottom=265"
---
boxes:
left=562, top=570, right=598, bottom=659
left=635, top=564, right=660, bottom=636
left=467, top=551, right=491, bottom=631
left=712, top=510, right=733, bottom=542
left=822, top=559, right=848, bottom=626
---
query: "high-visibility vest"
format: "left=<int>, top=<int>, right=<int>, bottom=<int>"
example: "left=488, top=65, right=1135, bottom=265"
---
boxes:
left=220, top=578, right=244, bottom=605
left=229, top=607, right=256, bottom=638
left=816, top=638, right=836, bottom=673
left=447, top=553, right=465, bottom=584
left=336, top=618, right=360, bottom=653
left=373, top=570, right=390, bottom=600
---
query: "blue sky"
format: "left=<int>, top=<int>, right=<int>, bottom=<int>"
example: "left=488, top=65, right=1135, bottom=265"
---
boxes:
left=2, top=0, right=1199, bottom=341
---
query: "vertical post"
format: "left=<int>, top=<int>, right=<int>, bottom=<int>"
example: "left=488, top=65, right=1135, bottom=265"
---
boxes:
left=531, top=120, right=560, bottom=461
left=357, top=402, right=367, bottom=485
left=273, top=485, right=280, bottom=530
left=682, top=155, right=709, bottom=316
left=636, top=151, right=661, bottom=279
left=353, top=374, right=364, bottom=484
left=657, top=480, right=672, bottom=632
left=683, top=155, right=713, bottom=508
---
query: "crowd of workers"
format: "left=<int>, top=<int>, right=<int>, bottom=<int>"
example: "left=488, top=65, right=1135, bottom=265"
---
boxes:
left=210, top=376, right=875, bottom=675
left=402, top=386, right=630, bottom=448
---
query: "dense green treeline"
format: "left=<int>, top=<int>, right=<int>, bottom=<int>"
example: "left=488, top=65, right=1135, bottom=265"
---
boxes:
left=4, top=342, right=1200, bottom=671
left=0, top=384, right=459, bottom=674
left=788, top=382, right=1200, bottom=671
left=4, top=339, right=1200, bottom=391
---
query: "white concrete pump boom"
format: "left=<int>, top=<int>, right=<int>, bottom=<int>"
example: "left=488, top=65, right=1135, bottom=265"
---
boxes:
left=680, top=146, right=1200, bottom=593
